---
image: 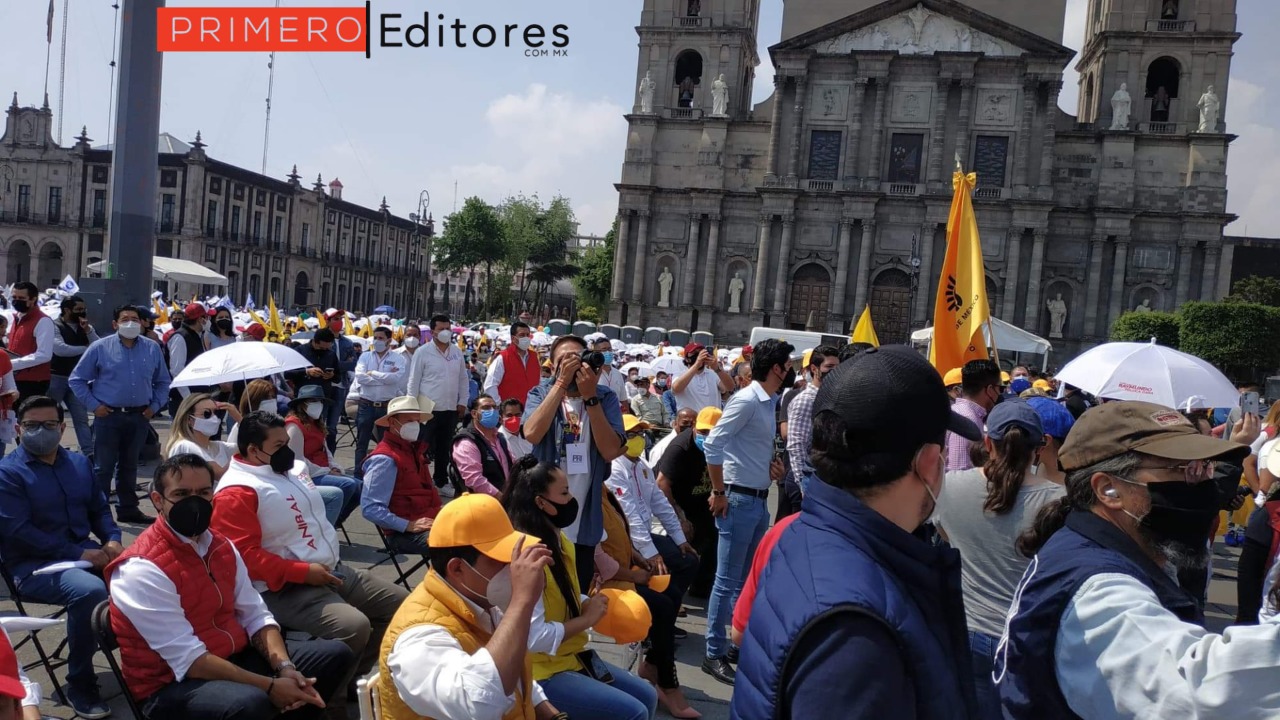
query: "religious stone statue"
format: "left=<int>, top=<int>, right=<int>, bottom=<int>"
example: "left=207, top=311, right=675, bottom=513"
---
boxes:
left=658, top=267, right=674, bottom=307
left=1046, top=294, right=1068, bottom=339
left=1111, top=83, right=1131, bottom=130
left=711, top=74, right=729, bottom=117
left=1197, top=85, right=1220, bottom=133
left=1134, top=298, right=1153, bottom=313
left=552, top=304, right=560, bottom=318
left=638, top=71, right=656, bottom=114
left=728, top=272, right=745, bottom=313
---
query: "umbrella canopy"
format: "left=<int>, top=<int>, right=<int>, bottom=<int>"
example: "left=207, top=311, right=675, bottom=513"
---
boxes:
left=1055, top=340, right=1237, bottom=409
left=621, top=361, right=653, bottom=376
left=171, top=342, right=310, bottom=388
left=87, top=256, right=228, bottom=285
left=650, top=355, right=687, bottom=377
left=373, top=305, right=396, bottom=315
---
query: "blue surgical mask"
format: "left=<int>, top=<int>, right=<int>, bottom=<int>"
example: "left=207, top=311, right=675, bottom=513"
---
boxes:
left=479, top=408, right=501, bottom=429
left=602, top=351, right=614, bottom=366
left=694, top=434, right=706, bottom=451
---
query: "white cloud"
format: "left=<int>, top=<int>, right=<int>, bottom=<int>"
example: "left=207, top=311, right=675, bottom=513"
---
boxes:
left=1059, top=0, right=1088, bottom=116
left=1225, top=77, right=1280, bottom=237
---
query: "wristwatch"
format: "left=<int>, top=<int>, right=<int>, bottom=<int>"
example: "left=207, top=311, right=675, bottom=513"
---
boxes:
left=583, top=396, right=601, bottom=408
left=273, top=661, right=296, bottom=676
left=711, top=490, right=726, bottom=497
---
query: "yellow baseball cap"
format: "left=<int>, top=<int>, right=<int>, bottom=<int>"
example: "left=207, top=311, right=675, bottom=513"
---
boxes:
left=1033, top=379, right=1052, bottom=392
left=802, top=349, right=813, bottom=368
left=943, top=368, right=963, bottom=387
left=593, top=588, right=653, bottom=644
left=646, top=574, right=671, bottom=593
left=428, top=494, right=534, bottom=563
left=622, top=414, right=651, bottom=433
left=1001, top=371, right=1011, bottom=384
left=696, top=407, right=723, bottom=431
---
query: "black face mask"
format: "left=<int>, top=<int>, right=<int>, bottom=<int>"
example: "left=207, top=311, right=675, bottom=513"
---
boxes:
left=781, top=368, right=797, bottom=389
left=73, top=311, right=87, bottom=321
left=1135, top=480, right=1221, bottom=555
left=11, top=299, right=28, bottom=314
left=542, top=496, right=579, bottom=529
left=216, top=318, right=234, bottom=333
left=165, top=495, right=213, bottom=538
left=263, top=445, right=296, bottom=474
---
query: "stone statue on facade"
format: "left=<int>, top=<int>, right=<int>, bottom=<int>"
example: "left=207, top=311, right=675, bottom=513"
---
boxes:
left=1046, top=294, right=1068, bottom=338
left=1197, top=85, right=1220, bottom=133
left=728, top=272, right=745, bottom=313
left=552, top=304, right=561, bottom=318
left=638, top=71, right=656, bottom=114
left=1134, top=298, right=1153, bottom=313
left=658, top=267, right=674, bottom=307
left=711, top=74, right=729, bottom=117
left=1111, top=83, right=1131, bottom=130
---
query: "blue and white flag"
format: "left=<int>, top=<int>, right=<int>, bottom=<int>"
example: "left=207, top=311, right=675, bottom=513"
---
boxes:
left=57, top=275, right=79, bottom=295
left=244, top=293, right=256, bottom=311
left=216, top=296, right=236, bottom=312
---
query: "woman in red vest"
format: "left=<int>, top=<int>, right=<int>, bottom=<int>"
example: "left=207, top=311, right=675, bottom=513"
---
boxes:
left=284, top=385, right=360, bottom=527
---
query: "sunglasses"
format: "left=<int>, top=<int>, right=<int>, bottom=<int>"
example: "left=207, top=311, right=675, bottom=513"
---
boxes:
left=196, top=409, right=218, bottom=419
left=1138, top=460, right=1215, bottom=484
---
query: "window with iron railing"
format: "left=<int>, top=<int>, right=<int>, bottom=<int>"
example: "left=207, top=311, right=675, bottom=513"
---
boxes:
left=47, top=187, right=61, bottom=224
left=16, top=185, right=30, bottom=222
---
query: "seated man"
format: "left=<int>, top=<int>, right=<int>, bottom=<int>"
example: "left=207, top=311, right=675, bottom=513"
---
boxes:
left=107, top=454, right=354, bottom=719
left=361, top=397, right=442, bottom=556
left=0, top=396, right=121, bottom=718
left=451, top=396, right=514, bottom=497
left=378, top=493, right=564, bottom=720
left=211, top=412, right=409, bottom=712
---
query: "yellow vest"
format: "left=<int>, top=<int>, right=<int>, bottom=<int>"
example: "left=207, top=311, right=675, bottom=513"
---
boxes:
left=532, top=535, right=589, bottom=680
left=376, top=570, right=536, bottom=720
left=600, top=496, right=636, bottom=592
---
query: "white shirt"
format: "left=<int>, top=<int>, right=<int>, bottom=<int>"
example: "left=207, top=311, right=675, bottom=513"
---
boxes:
left=560, top=397, right=591, bottom=545
left=406, top=341, right=469, bottom=410
left=598, top=367, right=628, bottom=401
left=9, top=313, right=54, bottom=373
left=109, top=531, right=278, bottom=682
left=167, top=326, right=208, bottom=399
left=389, top=590, right=550, bottom=720
left=499, top=427, right=534, bottom=460
left=606, top=456, right=687, bottom=558
left=350, top=350, right=407, bottom=403
left=168, top=438, right=236, bottom=470
left=482, top=350, right=536, bottom=403
left=673, top=367, right=724, bottom=412
left=1044, top=571, right=1280, bottom=718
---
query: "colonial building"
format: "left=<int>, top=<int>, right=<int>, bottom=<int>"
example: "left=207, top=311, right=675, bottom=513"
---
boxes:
left=610, top=0, right=1239, bottom=358
left=0, top=94, right=434, bottom=314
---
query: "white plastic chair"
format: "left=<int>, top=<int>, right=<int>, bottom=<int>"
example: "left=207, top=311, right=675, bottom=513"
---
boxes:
left=357, top=671, right=382, bottom=720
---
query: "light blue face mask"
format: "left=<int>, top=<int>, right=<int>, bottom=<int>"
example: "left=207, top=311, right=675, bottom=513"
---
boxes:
left=479, top=408, right=501, bottom=429
left=602, top=351, right=614, bottom=366
left=694, top=434, right=706, bottom=451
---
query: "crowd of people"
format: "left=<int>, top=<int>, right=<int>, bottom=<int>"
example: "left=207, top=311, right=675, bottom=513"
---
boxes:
left=0, top=286, right=1277, bottom=720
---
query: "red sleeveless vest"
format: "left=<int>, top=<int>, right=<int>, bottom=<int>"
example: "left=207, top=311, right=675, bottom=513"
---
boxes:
left=286, top=415, right=329, bottom=468
left=10, top=312, right=49, bottom=382
left=106, top=522, right=249, bottom=701
left=496, top=345, right=540, bottom=406
left=367, top=432, right=441, bottom=530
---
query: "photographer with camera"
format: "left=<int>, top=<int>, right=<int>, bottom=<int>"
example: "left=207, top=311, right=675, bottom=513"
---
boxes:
left=522, top=336, right=627, bottom=592
left=672, top=343, right=733, bottom=413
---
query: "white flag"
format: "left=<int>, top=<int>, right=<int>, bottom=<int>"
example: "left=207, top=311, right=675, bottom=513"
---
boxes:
left=57, top=275, right=79, bottom=295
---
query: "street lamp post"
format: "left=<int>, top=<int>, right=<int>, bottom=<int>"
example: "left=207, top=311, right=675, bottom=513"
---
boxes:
left=908, top=233, right=922, bottom=328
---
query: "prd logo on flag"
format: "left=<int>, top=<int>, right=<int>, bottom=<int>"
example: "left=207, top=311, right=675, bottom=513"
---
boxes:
left=58, top=275, right=80, bottom=295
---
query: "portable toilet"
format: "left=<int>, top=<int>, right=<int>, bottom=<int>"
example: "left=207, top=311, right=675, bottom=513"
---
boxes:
left=600, top=323, right=622, bottom=340
left=621, top=325, right=644, bottom=344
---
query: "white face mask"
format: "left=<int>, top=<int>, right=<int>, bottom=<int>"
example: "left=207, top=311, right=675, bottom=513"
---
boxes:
left=117, top=321, right=142, bottom=340
left=257, top=399, right=277, bottom=415
left=373, top=340, right=388, bottom=353
left=485, top=566, right=513, bottom=610
left=404, top=336, right=420, bottom=349
left=398, top=422, right=421, bottom=442
left=435, top=329, right=453, bottom=345
left=516, top=337, right=531, bottom=351
left=192, top=415, right=222, bottom=437
left=305, top=402, right=324, bottom=420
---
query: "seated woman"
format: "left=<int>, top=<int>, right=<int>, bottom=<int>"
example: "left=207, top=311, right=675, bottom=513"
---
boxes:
left=164, top=392, right=240, bottom=481
left=284, top=385, right=360, bottom=527
left=451, top=396, right=514, bottom=497
left=501, top=458, right=658, bottom=720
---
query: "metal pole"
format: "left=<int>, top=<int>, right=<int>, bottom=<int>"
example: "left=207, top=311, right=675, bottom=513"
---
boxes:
left=106, top=0, right=164, bottom=307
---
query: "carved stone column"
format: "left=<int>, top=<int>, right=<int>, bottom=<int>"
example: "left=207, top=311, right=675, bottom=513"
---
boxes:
left=845, top=78, right=868, bottom=181
left=629, top=210, right=651, bottom=303
left=772, top=215, right=796, bottom=314
left=682, top=214, right=701, bottom=306
left=1024, top=228, right=1047, bottom=332
left=700, top=215, right=721, bottom=306
left=1039, top=81, right=1062, bottom=187
left=914, top=222, right=937, bottom=325
left=1107, top=236, right=1130, bottom=329
left=926, top=79, right=951, bottom=187
left=1015, top=78, right=1038, bottom=187
left=788, top=77, right=809, bottom=179
left=766, top=75, right=787, bottom=179
left=1174, top=238, right=1195, bottom=306
left=853, top=219, right=876, bottom=312
left=865, top=80, right=888, bottom=181
left=1202, top=245, right=1221, bottom=301
left=955, top=80, right=974, bottom=167
left=1083, top=234, right=1107, bottom=337
left=610, top=210, right=630, bottom=302
left=751, top=214, right=773, bottom=313
left=1002, top=228, right=1022, bottom=322
left=831, top=219, right=854, bottom=318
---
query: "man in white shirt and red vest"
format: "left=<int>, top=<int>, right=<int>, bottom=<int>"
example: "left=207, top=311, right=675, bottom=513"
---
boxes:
left=7, top=282, right=55, bottom=404
left=483, top=322, right=540, bottom=406
left=360, top=396, right=443, bottom=556
left=107, top=453, right=354, bottom=719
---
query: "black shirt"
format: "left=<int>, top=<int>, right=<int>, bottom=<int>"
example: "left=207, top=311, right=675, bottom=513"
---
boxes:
left=656, top=428, right=707, bottom=512
left=286, top=343, right=342, bottom=396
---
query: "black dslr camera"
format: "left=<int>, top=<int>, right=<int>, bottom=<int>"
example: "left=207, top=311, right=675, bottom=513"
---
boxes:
left=580, top=349, right=606, bottom=371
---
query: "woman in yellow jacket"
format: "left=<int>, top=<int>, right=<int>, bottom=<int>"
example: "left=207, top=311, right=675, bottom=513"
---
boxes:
left=501, top=457, right=659, bottom=720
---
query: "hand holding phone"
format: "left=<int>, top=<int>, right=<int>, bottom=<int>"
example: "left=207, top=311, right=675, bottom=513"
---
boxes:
left=1241, top=391, right=1261, bottom=418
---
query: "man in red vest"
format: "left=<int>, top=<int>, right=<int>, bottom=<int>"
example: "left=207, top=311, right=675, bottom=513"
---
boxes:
left=360, top=396, right=442, bottom=556
left=107, top=453, right=354, bottom=719
left=482, top=321, right=540, bottom=406
left=7, top=282, right=54, bottom=404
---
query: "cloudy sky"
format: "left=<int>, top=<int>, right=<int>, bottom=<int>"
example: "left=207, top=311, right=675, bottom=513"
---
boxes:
left=0, top=0, right=1273, bottom=237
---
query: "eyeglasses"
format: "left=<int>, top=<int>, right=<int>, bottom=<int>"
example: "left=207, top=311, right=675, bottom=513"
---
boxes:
left=625, top=431, right=645, bottom=439
left=20, top=421, right=61, bottom=432
left=196, top=409, right=217, bottom=419
left=1137, top=460, right=1215, bottom=484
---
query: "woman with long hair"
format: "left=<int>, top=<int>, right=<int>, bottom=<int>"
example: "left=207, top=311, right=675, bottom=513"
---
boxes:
left=502, top=457, right=658, bottom=720
left=934, top=399, right=1064, bottom=719
left=206, top=306, right=237, bottom=350
left=164, top=392, right=239, bottom=480
left=284, top=385, right=361, bottom=527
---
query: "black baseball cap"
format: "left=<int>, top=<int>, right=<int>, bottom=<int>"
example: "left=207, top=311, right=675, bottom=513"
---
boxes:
left=813, top=345, right=982, bottom=453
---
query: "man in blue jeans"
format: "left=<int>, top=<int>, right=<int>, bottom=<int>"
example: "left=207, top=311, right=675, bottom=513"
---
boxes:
left=0, top=396, right=123, bottom=718
left=70, top=304, right=172, bottom=525
left=700, top=338, right=794, bottom=685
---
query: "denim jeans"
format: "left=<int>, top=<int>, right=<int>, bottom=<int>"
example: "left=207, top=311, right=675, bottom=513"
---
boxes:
left=18, top=568, right=108, bottom=691
left=705, top=491, right=769, bottom=659
left=326, top=386, right=347, bottom=452
left=387, top=530, right=429, bottom=557
left=968, top=630, right=1002, bottom=720
left=353, top=402, right=387, bottom=478
left=539, top=660, right=657, bottom=720
left=49, top=374, right=93, bottom=454
left=316, top=485, right=345, bottom=527
left=314, top=475, right=360, bottom=528
left=93, top=411, right=149, bottom=510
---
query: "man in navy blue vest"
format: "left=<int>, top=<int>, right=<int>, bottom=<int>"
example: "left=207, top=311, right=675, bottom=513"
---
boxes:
left=995, top=401, right=1277, bottom=719
left=731, top=345, right=982, bottom=720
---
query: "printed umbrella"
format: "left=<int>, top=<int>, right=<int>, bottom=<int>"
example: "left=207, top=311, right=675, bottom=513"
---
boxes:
left=1055, top=339, right=1238, bottom=409
left=171, top=342, right=310, bottom=388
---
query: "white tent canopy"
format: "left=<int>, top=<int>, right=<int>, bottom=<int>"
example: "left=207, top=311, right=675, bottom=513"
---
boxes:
left=86, top=257, right=228, bottom=286
left=911, top=317, right=1053, bottom=357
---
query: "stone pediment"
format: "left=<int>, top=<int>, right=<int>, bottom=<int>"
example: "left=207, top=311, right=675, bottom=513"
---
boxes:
left=774, top=0, right=1073, bottom=60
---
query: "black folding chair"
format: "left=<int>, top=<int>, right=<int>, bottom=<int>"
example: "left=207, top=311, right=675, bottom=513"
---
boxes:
left=372, top=531, right=427, bottom=592
left=90, top=600, right=145, bottom=720
left=0, top=558, right=68, bottom=705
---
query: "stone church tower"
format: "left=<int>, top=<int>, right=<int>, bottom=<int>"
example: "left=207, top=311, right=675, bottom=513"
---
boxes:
left=610, top=0, right=1240, bottom=362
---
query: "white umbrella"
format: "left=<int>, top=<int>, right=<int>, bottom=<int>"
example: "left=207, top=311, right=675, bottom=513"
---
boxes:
left=531, top=331, right=552, bottom=347
left=345, top=335, right=370, bottom=349
left=650, top=355, right=687, bottom=377
left=1055, top=340, right=1238, bottom=408
left=621, top=361, right=652, bottom=376
left=171, top=342, right=311, bottom=388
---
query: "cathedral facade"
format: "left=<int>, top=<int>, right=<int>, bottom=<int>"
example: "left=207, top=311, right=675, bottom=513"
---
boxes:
left=609, top=0, right=1240, bottom=361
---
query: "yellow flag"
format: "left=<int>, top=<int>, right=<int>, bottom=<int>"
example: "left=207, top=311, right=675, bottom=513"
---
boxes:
left=929, top=170, right=991, bottom=373
left=851, top=306, right=880, bottom=347
left=247, top=306, right=269, bottom=330
left=343, top=314, right=355, bottom=337
left=267, top=296, right=286, bottom=338
left=153, top=298, right=169, bottom=325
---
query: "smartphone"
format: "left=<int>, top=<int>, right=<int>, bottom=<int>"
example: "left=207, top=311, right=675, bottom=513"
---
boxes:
left=1241, top=391, right=1261, bottom=417
left=576, top=651, right=615, bottom=684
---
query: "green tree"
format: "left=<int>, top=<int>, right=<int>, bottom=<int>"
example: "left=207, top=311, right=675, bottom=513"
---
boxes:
left=499, top=194, right=579, bottom=308
left=1178, top=301, right=1280, bottom=380
left=574, top=219, right=616, bottom=310
left=435, top=197, right=506, bottom=320
left=1109, top=311, right=1181, bottom=348
left=1224, top=275, right=1280, bottom=307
